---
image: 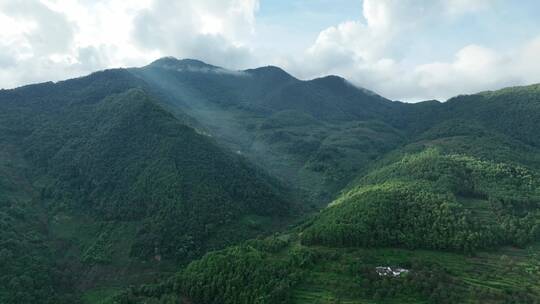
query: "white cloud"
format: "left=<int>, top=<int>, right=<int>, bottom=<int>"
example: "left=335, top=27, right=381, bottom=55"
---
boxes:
left=0, top=0, right=259, bottom=89
left=0, top=0, right=77, bottom=87
left=517, top=36, right=540, bottom=83
left=280, top=0, right=540, bottom=101
left=413, top=45, right=512, bottom=98
left=0, top=0, right=538, bottom=101
left=445, top=0, right=492, bottom=16
left=0, top=0, right=75, bottom=55
left=0, top=0, right=152, bottom=88
left=132, top=0, right=259, bottom=68
left=411, top=38, right=540, bottom=99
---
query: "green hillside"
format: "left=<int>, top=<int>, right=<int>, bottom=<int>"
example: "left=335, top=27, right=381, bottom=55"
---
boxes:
left=110, top=149, right=540, bottom=304
left=131, top=58, right=410, bottom=203
left=2, top=58, right=540, bottom=303
left=301, top=149, right=540, bottom=252
left=34, top=89, right=290, bottom=258
left=0, top=73, right=294, bottom=303
left=111, top=237, right=540, bottom=304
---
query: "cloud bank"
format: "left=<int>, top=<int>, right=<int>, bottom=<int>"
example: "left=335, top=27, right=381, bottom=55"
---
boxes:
left=0, top=0, right=258, bottom=89
left=1, top=0, right=540, bottom=101
left=283, top=0, right=540, bottom=101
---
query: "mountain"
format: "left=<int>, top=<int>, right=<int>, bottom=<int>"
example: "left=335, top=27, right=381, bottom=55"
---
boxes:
left=131, top=58, right=408, bottom=203
left=132, top=58, right=540, bottom=204
left=112, top=150, right=540, bottom=304
left=302, top=149, right=540, bottom=252
left=1, top=57, right=540, bottom=303
left=0, top=70, right=294, bottom=303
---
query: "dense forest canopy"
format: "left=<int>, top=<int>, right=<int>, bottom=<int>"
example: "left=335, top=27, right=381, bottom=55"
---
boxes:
left=1, top=58, right=540, bottom=303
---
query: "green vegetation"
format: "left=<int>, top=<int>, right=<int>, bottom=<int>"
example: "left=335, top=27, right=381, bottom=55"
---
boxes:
left=0, top=198, right=70, bottom=303
left=2, top=58, right=540, bottom=303
left=0, top=69, right=294, bottom=303
left=30, top=89, right=291, bottom=261
left=302, top=149, right=540, bottom=252
left=110, top=236, right=540, bottom=304
left=133, top=60, right=407, bottom=203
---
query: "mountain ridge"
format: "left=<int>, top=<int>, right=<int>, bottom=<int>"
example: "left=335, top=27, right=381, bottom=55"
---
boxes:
left=2, top=57, right=540, bottom=304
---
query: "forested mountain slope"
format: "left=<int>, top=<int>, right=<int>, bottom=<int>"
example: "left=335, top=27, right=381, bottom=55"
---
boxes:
left=131, top=59, right=540, bottom=203
left=130, top=58, right=411, bottom=202
left=109, top=60, right=540, bottom=304
left=114, top=149, right=540, bottom=304
left=1, top=58, right=540, bottom=303
left=302, top=149, right=540, bottom=252
left=0, top=71, right=294, bottom=303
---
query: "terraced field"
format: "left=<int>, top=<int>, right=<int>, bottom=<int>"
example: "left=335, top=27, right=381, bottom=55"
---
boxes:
left=289, top=243, right=540, bottom=304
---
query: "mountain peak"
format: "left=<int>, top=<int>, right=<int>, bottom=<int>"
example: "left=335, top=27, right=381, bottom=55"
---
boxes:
left=309, top=74, right=385, bottom=99
left=309, top=75, right=347, bottom=87
left=148, top=57, right=218, bottom=70
left=313, top=74, right=345, bottom=82
left=244, top=65, right=297, bottom=82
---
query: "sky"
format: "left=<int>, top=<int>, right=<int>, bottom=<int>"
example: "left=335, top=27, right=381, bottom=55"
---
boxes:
left=1, top=0, right=540, bottom=101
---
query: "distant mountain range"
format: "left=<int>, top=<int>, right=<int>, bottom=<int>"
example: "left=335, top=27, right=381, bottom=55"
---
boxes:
left=1, top=57, right=539, bottom=303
